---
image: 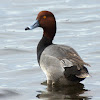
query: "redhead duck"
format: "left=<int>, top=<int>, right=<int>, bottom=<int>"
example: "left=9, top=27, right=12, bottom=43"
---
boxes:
left=25, top=11, right=90, bottom=86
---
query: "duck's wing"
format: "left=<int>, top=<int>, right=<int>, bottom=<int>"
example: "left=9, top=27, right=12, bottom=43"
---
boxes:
left=44, top=44, right=90, bottom=70
left=57, top=45, right=90, bottom=70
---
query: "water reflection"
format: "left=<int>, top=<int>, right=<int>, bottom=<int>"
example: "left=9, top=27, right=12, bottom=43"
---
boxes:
left=0, top=89, right=19, bottom=98
left=37, top=82, right=92, bottom=100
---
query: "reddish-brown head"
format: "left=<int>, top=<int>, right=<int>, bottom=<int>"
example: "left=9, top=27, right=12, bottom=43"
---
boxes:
left=25, top=11, right=56, bottom=39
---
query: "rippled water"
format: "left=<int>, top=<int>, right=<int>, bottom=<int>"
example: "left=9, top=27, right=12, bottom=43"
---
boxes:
left=0, top=0, right=100, bottom=100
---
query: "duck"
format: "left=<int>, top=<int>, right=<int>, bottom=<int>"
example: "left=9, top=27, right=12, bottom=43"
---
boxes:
left=25, top=11, right=90, bottom=86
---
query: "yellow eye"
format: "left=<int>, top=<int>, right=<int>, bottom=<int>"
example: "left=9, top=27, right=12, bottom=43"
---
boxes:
left=43, top=16, right=46, bottom=19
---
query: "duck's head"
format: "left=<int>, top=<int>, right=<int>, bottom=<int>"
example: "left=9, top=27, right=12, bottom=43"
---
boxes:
left=25, top=11, right=56, bottom=39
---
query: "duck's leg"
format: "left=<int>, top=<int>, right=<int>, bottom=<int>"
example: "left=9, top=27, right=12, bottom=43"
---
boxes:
left=47, top=79, right=59, bottom=87
left=47, top=80, right=52, bottom=86
left=51, top=79, right=60, bottom=87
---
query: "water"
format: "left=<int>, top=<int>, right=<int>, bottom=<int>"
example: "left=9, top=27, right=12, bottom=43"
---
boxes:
left=0, top=0, right=100, bottom=100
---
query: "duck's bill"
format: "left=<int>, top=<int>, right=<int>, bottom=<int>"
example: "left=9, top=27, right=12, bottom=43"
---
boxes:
left=25, top=20, right=40, bottom=30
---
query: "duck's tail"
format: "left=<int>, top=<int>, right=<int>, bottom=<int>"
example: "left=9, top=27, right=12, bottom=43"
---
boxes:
left=64, top=66, right=90, bottom=82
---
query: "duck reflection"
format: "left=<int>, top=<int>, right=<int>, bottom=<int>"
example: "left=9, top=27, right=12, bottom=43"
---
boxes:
left=37, top=81, right=92, bottom=100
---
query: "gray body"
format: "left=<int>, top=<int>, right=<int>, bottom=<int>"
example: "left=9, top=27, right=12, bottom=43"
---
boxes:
left=40, top=44, right=89, bottom=85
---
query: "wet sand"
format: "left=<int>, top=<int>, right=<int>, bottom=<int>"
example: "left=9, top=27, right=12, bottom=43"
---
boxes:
left=0, top=0, right=100, bottom=100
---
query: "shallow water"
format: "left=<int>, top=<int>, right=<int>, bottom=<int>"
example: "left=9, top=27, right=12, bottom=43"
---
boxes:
left=0, top=0, right=100, bottom=100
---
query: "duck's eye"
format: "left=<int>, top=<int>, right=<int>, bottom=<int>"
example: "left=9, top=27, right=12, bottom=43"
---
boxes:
left=43, top=16, right=46, bottom=19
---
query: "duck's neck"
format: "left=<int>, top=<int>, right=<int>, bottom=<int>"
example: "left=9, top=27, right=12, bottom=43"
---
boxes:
left=37, top=32, right=55, bottom=63
left=37, top=21, right=56, bottom=63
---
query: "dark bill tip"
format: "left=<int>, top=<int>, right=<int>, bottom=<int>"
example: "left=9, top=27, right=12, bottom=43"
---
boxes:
left=25, top=20, right=39, bottom=31
left=25, top=27, right=30, bottom=31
